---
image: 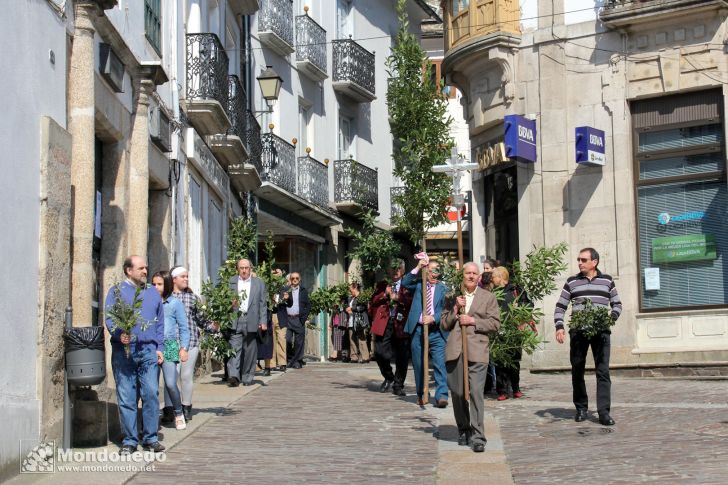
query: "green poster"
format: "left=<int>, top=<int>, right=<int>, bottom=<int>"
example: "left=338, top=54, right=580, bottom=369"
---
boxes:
left=652, top=234, right=717, bottom=263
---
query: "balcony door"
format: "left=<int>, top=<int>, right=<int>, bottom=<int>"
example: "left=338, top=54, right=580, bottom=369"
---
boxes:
left=337, top=0, right=353, bottom=39
left=338, top=115, right=353, bottom=160
left=298, top=103, right=312, bottom=156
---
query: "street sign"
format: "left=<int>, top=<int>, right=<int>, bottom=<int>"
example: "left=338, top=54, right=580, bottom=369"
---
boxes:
left=446, top=205, right=466, bottom=222
left=576, top=126, right=606, bottom=166
left=504, top=115, right=537, bottom=163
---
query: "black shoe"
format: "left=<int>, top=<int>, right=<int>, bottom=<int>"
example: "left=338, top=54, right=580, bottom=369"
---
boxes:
left=575, top=409, right=588, bottom=422
left=458, top=432, right=470, bottom=446
left=142, top=442, right=165, bottom=453
left=120, top=445, right=137, bottom=455
left=182, top=405, right=192, bottom=422
left=379, top=379, right=393, bottom=393
left=473, top=442, right=485, bottom=453
left=279, top=365, right=286, bottom=372
left=160, top=406, right=174, bottom=424
left=392, top=387, right=406, bottom=397
left=263, top=368, right=271, bottom=376
left=598, top=413, right=615, bottom=426
left=290, top=362, right=302, bottom=369
left=300, top=360, right=307, bottom=366
left=227, top=377, right=240, bottom=387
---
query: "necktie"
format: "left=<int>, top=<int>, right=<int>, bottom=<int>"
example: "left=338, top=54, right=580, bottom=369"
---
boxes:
left=426, top=283, right=434, bottom=317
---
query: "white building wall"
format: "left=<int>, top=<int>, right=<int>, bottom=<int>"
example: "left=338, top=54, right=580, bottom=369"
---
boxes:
left=0, top=1, right=69, bottom=478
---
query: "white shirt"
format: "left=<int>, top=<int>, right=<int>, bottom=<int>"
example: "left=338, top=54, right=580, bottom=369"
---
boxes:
left=464, top=287, right=477, bottom=314
left=288, top=287, right=300, bottom=316
left=237, top=276, right=252, bottom=313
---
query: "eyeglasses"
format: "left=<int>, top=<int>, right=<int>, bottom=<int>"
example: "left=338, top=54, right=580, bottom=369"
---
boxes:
left=576, top=258, right=591, bottom=263
left=291, top=277, right=300, bottom=281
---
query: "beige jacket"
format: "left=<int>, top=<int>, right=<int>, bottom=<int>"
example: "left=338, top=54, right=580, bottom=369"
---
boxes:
left=441, top=287, right=500, bottom=363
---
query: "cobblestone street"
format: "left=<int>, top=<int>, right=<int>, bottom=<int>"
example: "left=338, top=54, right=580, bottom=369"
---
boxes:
left=9, top=363, right=728, bottom=484
left=490, top=372, right=728, bottom=485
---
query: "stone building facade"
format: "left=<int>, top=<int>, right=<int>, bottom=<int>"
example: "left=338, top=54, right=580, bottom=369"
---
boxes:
left=442, top=0, right=728, bottom=368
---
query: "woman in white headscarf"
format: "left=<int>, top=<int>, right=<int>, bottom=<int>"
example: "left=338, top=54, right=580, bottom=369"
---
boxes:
left=167, top=267, right=217, bottom=422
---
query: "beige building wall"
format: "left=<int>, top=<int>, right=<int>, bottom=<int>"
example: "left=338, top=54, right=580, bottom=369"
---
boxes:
left=444, top=1, right=728, bottom=368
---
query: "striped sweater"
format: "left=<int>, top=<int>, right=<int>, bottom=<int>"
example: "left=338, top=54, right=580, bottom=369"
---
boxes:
left=553, top=270, right=622, bottom=330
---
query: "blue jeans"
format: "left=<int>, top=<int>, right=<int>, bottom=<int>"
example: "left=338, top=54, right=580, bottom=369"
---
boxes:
left=112, top=345, right=160, bottom=446
left=161, top=360, right=183, bottom=416
left=410, top=325, right=448, bottom=401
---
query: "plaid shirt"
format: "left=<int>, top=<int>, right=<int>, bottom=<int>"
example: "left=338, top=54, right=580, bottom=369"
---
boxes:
left=172, top=290, right=211, bottom=349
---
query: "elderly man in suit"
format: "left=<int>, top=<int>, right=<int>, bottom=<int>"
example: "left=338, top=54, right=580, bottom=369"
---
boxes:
left=403, top=253, right=449, bottom=407
left=228, top=258, right=268, bottom=387
left=284, top=272, right=311, bottom=369
left=441, top=262, right=501, bottom=452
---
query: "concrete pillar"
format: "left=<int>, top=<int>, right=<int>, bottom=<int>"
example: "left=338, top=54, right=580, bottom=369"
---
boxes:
left=127, top=79, right=155, bottom=257
left=148, top=189, right=172, bottom=274
left=69, top=1, right=98, bottom=326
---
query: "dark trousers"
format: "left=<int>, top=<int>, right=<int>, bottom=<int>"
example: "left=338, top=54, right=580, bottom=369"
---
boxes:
left=496, top=349, right=522, bottom=395
left=288, top=324, right=305, bottom=365
left=374, top=319, right=409, bottom=390
left=570, top=330, right=611, bottom=415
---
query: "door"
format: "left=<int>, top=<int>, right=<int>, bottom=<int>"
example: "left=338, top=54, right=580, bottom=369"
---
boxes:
left=336, top=0, right=353, bottom=39
left=338, top=116, right=352, bottom=160
left=298, top=104, right=311, bottom=156
left=188, top=172, right=203, bottom=293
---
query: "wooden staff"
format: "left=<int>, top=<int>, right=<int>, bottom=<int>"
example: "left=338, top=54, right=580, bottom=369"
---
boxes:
left=421, top=239, right=429, bottom=403
left=457, top=217, right=469, bottom=401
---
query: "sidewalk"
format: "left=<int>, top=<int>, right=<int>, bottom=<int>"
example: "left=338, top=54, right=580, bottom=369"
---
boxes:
left=8, top=370, right=286, bottom=485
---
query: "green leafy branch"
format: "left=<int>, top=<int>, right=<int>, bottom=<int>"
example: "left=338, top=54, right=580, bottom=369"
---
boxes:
left=106, top=284, right=152, bottom=358
left=568, top=298, right=615, bottom=339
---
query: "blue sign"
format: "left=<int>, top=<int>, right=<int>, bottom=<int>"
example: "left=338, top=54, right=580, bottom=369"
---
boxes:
left=575, top=126, right=606, bottom=166
left=504, top=115, right=537, bottom=163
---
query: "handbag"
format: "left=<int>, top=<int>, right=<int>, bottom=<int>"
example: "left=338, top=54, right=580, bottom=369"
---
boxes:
left=163, top=338, right=180, bottom=362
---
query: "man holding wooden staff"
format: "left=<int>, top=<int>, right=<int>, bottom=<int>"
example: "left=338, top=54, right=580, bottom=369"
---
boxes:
left=441, top=262, right=501, bottom=452
left=403, top=253, right=449, bottom=407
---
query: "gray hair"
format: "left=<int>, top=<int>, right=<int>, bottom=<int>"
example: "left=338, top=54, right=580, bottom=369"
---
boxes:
left=463, top=261, right=480, bottom=272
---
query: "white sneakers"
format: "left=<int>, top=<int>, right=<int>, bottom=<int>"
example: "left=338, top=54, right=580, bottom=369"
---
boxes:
left=175, top=414, right=187, bottom=430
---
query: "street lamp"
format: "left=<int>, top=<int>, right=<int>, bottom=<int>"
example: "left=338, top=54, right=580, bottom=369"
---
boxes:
left=255, top=65, right=283, bottom=113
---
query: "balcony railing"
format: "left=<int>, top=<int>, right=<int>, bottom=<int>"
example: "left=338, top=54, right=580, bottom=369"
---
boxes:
left=258, top=0, right=294, bottom=55
left=297, top=155, right=329, bottom=209
left=261, top=133, right=296, bottom=194
left=332, top=39, right=375, bottom=101
left=390, top=186, right=405, bottom=222
left=186, top=33, right=229, bottom=107
left=245, top=110, right=263, bottom=173
left=295, top=12, right=327, bottom=81
left=334, top=159, right=378, bottom=213
left=226, top=75, right=246, bottom=141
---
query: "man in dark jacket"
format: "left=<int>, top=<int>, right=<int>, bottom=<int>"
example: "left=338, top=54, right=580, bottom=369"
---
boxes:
left=284, top=272, right=310, bottom=369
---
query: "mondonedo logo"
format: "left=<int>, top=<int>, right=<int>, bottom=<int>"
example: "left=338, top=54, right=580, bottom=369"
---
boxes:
left=657, top=211, right=705, bottom=225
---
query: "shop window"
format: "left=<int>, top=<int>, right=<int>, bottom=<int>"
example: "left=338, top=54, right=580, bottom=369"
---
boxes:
left=635, top=95, right=727, bottom=311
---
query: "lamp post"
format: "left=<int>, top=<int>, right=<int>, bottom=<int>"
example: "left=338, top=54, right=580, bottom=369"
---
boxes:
left=432, top=147, right=478, bottom=400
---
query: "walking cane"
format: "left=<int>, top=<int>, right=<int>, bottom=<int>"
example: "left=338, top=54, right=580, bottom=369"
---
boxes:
left=457, top=218, right=469, bottom=401
left=421, top=249, right=430, bottom=403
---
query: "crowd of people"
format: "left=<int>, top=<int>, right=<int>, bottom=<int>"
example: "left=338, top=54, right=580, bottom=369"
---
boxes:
left=105, top=246, right=622, bottom=455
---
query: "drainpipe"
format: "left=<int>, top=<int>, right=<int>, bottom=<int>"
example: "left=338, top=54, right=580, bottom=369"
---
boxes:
left=62, top=306, right=73, bottom=451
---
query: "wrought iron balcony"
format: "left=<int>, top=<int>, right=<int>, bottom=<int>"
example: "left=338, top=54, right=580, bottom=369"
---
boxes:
left=390, top=186, right=405, bottom=223
left=332, top=39, right=376, bottom=102
left=297, top=154, right=330, bottom=210
left=260, top=133, right=296, bottom=194
left=255, top=135, right=340, bottom=226
left=209, top=76, right=249, bottom=169
left=245, top=110, right=263, bottom=174
left=258, top=0, right=294, bottom=56
left=296, top=12, right=327, bottom=82
left=185, top=33, right=231, bottom=136
left=600, top=0, right=724, bottom=27
left=334, top=159, right=378, bottom=215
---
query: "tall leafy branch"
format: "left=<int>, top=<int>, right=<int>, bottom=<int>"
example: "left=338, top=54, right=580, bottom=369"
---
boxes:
left=387, top=0, right=453, bottom=248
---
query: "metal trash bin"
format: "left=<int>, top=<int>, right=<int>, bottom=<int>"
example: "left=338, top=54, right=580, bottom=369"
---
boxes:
left=64, top=327, right=106, bottom=386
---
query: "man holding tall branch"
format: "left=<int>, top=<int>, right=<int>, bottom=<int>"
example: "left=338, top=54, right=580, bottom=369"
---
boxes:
left=441, top=262, right=500, bottom=452
left=403, top=253, right=448, bottom=407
